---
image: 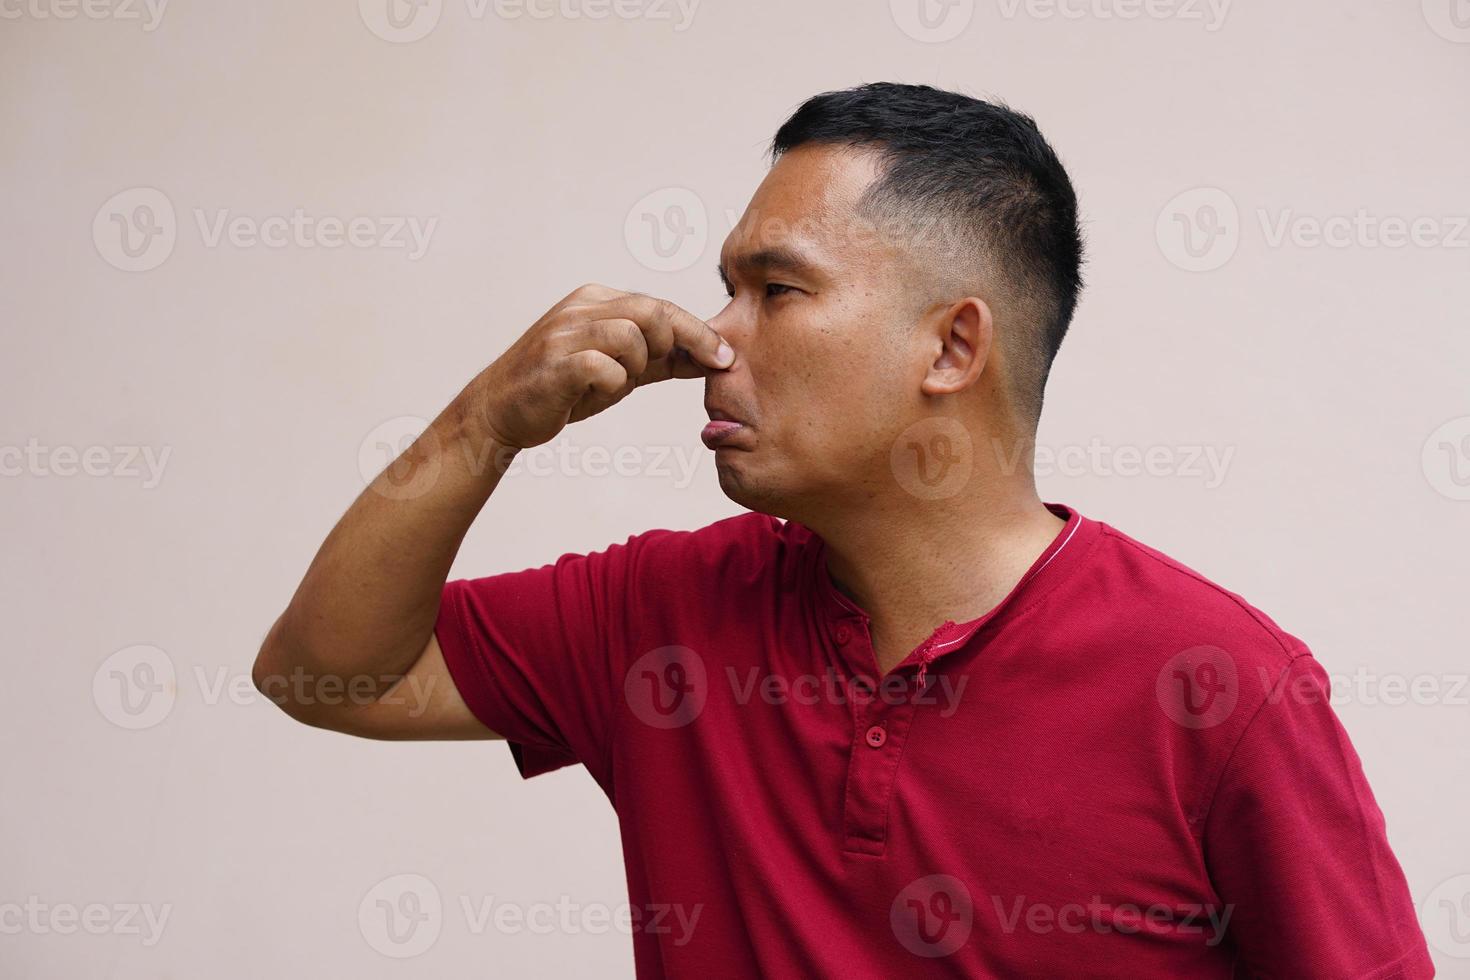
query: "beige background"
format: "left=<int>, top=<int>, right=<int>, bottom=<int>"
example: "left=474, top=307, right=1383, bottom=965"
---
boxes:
left=3, top=0, right=1469, bottom=975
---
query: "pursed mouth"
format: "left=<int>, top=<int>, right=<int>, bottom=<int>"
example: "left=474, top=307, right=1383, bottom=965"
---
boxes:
left=700, top=417, right=750, bottom=449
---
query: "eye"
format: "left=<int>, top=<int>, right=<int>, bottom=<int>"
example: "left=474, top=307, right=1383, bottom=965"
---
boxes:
left=765, top=282, right=797, bottom=298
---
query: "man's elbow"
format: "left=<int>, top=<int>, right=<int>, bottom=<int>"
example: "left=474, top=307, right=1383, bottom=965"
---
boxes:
left=253, top=619, right=322, bottom=725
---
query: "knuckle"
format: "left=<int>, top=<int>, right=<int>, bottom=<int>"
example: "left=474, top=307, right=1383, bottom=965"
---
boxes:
left=562, top=348, right=590, bottom=374
left=644, top=323, right=674, bottom=357
left=615, top=318, right=643, bottom=347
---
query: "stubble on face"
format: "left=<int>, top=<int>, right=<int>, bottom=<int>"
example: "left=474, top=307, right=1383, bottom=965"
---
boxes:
left=706, top=145, right=950, bottom=521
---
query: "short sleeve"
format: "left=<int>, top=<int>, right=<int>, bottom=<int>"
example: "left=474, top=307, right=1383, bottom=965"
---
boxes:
left=1202, top=653, right=1433, bottom=978
left=434, top=533, right=653, bottom=789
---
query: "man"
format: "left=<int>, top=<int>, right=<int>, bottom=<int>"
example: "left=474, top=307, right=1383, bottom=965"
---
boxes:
left=255, top=83, right=1432, bottom=977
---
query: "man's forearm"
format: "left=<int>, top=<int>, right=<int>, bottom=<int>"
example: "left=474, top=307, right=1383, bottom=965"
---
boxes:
left=253, top=286, right=731, bottom=726
left=253, top=391, right=516, bottom=709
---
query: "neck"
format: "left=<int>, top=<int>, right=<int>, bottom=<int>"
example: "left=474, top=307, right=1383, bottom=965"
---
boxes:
left=809, top=472, right=1066, bottom=674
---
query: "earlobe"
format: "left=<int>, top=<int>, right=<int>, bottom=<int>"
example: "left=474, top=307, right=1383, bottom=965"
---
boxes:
left=920, top=297, right=992, bottom=396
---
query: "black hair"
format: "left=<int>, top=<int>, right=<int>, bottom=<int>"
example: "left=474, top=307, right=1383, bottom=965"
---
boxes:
left=771, top=82, right=1084, bottom=421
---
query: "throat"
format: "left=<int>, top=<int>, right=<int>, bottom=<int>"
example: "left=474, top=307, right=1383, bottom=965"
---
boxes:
left=869, top=618, right=961, bottom=677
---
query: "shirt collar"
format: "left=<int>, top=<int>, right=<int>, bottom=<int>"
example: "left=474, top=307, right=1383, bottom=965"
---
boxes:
left=801, top=502, right=1099, bottom=674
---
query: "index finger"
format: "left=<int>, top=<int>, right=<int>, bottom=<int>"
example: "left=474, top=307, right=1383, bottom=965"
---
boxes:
left=601, top=293, right=734, bottom=371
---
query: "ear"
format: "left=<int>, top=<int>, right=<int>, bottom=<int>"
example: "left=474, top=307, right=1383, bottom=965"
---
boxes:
left=921, top=297, right=993, bottom=396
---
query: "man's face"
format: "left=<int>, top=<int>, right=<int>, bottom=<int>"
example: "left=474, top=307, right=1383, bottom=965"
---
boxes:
left=705, top=144, right=935, bottom=519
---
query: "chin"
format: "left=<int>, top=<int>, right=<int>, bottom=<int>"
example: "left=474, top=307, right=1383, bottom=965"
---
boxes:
left=715, top=456, right=775, bottom=512
left=714, top=455, right=804, bottom=521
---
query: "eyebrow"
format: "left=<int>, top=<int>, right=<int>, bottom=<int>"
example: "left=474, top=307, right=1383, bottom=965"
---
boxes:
left=716, top=245, right=819, bottom=284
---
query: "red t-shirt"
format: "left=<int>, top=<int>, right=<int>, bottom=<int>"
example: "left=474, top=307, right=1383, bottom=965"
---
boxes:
left=434, top=503, right=1433, bottom=978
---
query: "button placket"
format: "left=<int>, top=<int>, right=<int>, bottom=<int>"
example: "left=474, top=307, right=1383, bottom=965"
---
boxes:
left=836, top=623, right=987, bottom=856
left=841, top=692, right=920, bottom=856
left=817, top=589, right=982, bottom=857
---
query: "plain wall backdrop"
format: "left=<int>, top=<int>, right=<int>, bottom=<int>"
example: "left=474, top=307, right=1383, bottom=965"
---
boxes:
left=3, top=0, right=1468, bottom=975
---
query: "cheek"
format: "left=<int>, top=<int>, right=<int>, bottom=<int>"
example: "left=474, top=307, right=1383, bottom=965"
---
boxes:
left=772, top=348, right=891, bottom=448
left=754, top=301, right=903, bottom=446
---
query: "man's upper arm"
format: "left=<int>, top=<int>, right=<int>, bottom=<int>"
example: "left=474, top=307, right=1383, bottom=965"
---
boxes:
left=1202, top=653, right=1433, bottom=977
left=295, top=633, right=503, bottom=741
left=300, top=533, right=644, bottom=747
left=426, top=529, right=674, bottom=785
left=341, top=517, right=766, bottom=770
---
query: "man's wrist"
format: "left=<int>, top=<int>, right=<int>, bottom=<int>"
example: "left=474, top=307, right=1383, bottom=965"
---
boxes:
left=439, top=391, right=520, bottom=482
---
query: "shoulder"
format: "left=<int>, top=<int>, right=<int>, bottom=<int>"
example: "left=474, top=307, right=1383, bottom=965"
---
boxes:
left=607, top=510, right=810, bottom=590
left=1083, top=519, right=1310, bottom=681
left=1069, top=516, right=1334, bottom=822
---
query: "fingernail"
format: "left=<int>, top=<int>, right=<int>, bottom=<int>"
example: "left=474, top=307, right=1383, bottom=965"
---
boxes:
left=716, top=340, right=735, bottom=367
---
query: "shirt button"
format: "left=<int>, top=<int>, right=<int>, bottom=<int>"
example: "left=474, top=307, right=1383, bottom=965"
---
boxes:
left=864, top=725, right=887, bottom=748
left=834, top=625, right=852, bottom=645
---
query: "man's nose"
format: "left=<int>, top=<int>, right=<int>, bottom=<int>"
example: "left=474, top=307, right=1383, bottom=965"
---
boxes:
left=707, top=301, right=751, bottom=355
